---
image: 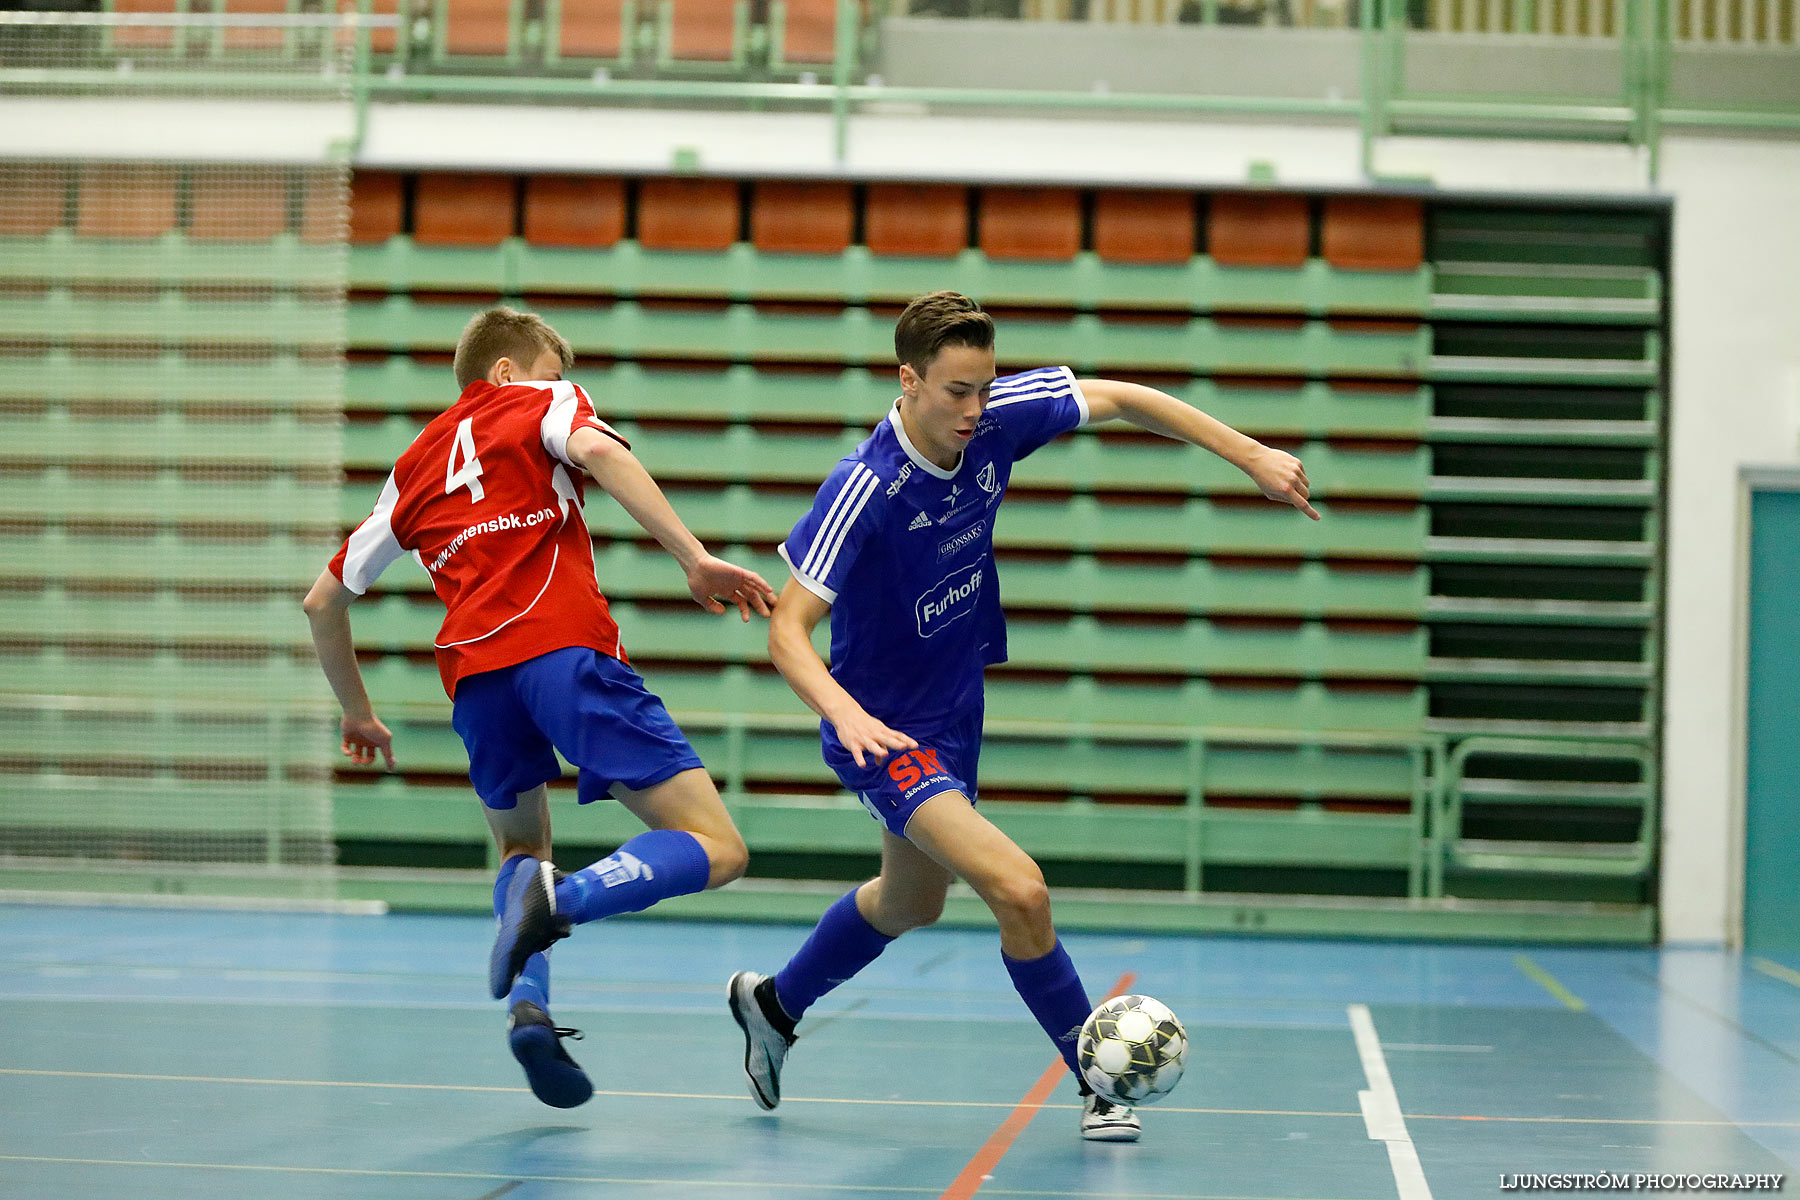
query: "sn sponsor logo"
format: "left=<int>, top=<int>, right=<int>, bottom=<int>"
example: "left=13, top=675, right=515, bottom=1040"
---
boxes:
left=916, top=563, right=983, bottom=637
left=887, top=747, right=950, bottom=797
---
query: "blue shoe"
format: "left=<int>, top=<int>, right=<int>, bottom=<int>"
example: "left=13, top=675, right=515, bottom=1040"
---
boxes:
left=489, top=857, right=569, bottom=1000
left=508, top=1000, right=593, bottom=1109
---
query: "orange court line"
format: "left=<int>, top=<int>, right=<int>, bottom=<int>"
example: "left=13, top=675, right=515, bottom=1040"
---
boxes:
left=938, top=971, right=1137, bottom=1200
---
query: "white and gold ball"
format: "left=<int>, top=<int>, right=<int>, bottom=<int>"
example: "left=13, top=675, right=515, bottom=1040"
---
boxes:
left=1076, top=994, right=1188, bottom=1106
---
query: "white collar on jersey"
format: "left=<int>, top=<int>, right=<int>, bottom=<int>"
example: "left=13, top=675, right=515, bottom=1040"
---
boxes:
left=887, top=404, right=961, bottom=481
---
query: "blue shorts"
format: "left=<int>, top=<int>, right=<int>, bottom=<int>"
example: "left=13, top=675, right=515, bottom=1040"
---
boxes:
left=450, top=646, right=704, bottom=810
left=822, top=707, right=982, bottom=838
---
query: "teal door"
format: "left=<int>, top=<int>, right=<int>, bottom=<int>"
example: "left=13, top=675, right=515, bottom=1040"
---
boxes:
left=1745, top=486, right=1800, bottom=952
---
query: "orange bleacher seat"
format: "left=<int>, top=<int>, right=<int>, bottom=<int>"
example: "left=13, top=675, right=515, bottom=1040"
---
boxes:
left=112, top=0, right=179, bottom=51
left=189, top=168, right=289, bottom=241
left=221, top=0, right=287, bottom=52
left=414, top=173, right=516, bottom=247
left=665, top=0, right=737, bottom=60
left=1094, top=189, right=1195, bottom=265
left=524, top=176, right=626, bottom=248
left=864, top=184, right=967, bottom=258
left=980, top=187, right=1080, bottom=261
left=300, top=174, right=348, bottom=244
left=349, top=171, right=404, bottom=243
left=0, top=167, right=68, bottom=236
left=337, top=0, right=400, bottom=55
left=1208, top=192, right=1310, bottom=268
left=556, top=0, right=628, bottom=58
left=751, top=181, right=852, bottom=255
left=776, top=0, right=835, bottom=64
left=1322, top=196, right=1424, bottom=272
left=442, top=0, right=514, bottom=55
left=638, top=178, right=739, bottom=252
left=76, top=166, right=178, bottom=240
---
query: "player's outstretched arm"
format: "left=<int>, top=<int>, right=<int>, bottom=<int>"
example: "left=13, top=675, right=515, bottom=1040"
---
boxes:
left=567, top=427, right=777, bottom=620
left=1078, top=378, right=1320, bottom=520
left=767, top=577, right=917, bottom=768
left=301, top=569, right=396, bottom=770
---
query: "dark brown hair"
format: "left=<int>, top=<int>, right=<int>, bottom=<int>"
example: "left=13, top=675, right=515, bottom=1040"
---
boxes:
left=894, top=291, right=995, bottom=375
left=453, top=306, right=574, bottom=388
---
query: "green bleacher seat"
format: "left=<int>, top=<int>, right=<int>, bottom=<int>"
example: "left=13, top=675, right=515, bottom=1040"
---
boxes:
left=1, top=352, right=341, bottom=407
left=1, top=289, right=343, bottom=349
left=339, top=413, right=1425, bottom=497
left=348, top=233, right=1430, bottom=316
left=0, top=529, right=330, bottom=585
left=0, top=471, right=339, bottom=528
left=346, top=297, right=1429, bottom=378
left=336, top=481, right=1428, bottom=559
left=343, top=358, right=1432, bottom=440
left=2, top=410, right=340, bottom=468
left=339, top=658, right=1425, bottom=732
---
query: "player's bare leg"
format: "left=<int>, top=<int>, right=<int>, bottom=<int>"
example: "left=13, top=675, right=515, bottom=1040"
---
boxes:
left=612, top=767, right=748, bottom=889
left=856, top=827, right=953, bottom=936
left=903, top=791, right=1052, bottom=958
left=906, top=792, right=1140, bottom=1141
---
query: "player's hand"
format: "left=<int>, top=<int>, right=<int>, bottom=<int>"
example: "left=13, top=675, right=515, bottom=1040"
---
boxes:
left=341, top=712, right=395, bottom=770
left=1246, top=445, right=1320, bottom=520
left=687, top=555, right=779, bottom=621
left=828, top=705, right=918, bottom=768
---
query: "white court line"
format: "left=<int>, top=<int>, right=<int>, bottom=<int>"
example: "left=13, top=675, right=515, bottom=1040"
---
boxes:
left=1348, top=1004, right=1434, bottom=1200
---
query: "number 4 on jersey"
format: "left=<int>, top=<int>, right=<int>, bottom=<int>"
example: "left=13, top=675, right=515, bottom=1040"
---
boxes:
left=445, top=417, right=486, bottom=502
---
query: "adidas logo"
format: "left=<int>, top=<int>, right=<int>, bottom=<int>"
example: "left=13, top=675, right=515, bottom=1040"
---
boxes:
left=908, top=512, right=932, bottom=531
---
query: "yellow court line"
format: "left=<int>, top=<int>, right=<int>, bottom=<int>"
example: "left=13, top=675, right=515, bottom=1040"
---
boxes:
left=1751, top=957, right=1800, bottom=989
left=0, top=1155, right=1373, bottom=1200
left=1513, top=954, right=1587, bottom=1011
left=6, top=1067, right=1798, bottom=1128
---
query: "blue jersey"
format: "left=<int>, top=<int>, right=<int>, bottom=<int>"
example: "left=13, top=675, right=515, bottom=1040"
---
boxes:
left=780, top=367, right=1089, bottom=733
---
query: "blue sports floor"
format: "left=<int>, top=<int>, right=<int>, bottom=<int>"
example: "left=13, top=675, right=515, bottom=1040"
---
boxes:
left=1, top=904, right=1796, bottom=1199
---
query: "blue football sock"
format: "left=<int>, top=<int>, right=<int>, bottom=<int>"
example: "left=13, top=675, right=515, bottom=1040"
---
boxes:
left=508, top=951, right=551, bottom=1011
left=493, top=852, right=533, bottom=917
left=553, top=829, right=711, bottom=926
left=772, top=887, right=894, bottom=1021
left=1003, top=940, right=1092, bottom=1075
left=494, top=855, right=553, bottom=1010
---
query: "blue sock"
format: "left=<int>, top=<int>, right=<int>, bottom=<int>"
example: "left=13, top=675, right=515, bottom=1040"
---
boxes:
left=553, top=829, right=711, bottom=926
left=494, top=855, right=552, bottom=1010
left=493, top=852, right=532, bottom=916
left=772, top=888, right=894, bottom=1021
left=1003, top=940, right=1092, bottom=1075
left=508, top=951, right=551, bottom=1011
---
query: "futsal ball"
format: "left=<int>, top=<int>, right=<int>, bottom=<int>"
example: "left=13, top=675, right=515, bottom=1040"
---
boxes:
left=1077, top=994, right=1187, bottom=1106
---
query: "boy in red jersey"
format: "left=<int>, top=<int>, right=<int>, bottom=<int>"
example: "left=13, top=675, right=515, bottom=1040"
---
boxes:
left=303, top=307, right=776, bottom=1108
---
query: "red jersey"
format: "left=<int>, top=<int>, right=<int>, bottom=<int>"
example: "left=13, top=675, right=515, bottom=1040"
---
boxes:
left=329, top=378, right=631, bottom=697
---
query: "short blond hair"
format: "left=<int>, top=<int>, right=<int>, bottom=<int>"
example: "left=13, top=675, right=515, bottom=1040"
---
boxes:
left=453, top=306, right=574, bottom=388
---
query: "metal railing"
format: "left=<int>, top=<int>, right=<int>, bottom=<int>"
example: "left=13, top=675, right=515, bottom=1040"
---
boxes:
left=1, top=2, right=1793, bottom=173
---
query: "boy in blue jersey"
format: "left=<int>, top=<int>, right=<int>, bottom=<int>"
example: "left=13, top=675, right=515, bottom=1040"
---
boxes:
left=727, top=291, right=1317, bottom=1141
